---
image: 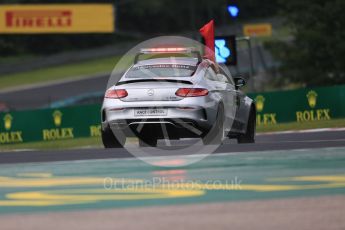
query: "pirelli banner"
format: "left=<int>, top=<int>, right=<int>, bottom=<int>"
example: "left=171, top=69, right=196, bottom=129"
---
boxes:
left=1, top=85, right=345, bottom=145
left=0, top=4, right=115, bottom=33
left=248, top=85, right=345, bottom=126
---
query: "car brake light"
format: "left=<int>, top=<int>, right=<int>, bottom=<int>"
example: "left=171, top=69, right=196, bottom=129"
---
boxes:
left=175, top=88, right=209, bottom=97
left=105, top=89, right=128, bottom=99
left=140, top=47, right=195, bottom=54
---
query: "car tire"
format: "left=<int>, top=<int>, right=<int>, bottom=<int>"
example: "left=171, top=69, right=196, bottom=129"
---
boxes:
left=101, top=126, right=125, bottom=148
left=202, top=105, right=224, bottom=145
left=139, top=136, right=158, bottom=147
left=237, top=110, right=256, bottom=144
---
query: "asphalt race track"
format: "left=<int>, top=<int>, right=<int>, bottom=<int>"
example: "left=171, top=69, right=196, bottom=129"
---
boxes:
left=0, top=129, right=344, bottom=164
left=0, top=74, right=109, bottom=110
left=0, top=129, right=344, bottom=230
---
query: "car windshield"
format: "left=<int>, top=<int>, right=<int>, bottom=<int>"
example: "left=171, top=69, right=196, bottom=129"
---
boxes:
left=125, top=64, right=196, bottom=78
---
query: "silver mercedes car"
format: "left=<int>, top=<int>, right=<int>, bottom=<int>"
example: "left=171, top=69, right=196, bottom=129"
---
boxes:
left=101, top=48, right=256, bottom=148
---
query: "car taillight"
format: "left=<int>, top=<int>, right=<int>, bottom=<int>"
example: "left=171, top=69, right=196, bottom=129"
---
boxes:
left=175, top=88, right=209, bottom=97
left=105, top=89, right=128, bottom=99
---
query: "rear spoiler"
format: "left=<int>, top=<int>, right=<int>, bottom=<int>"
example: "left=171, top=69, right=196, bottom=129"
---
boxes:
left=116, top=79, right=193, bottom=86
left=134, top=47, right=202, bottom=64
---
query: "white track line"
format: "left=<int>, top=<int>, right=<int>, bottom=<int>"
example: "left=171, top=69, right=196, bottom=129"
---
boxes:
left=257, top=127, right=345, bottom=136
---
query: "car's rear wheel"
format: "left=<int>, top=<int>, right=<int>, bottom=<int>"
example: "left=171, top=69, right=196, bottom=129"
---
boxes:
left=101, top=127, right=125, bottom=148
left=202, top=105, right=224, bottom=145
left=237, top=110, right=256, bottom=144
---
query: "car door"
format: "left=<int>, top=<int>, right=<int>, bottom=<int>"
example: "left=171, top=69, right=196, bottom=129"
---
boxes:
left=233, top=85, right=248, bottom=133
left=217, top=69, right=237, bottom=132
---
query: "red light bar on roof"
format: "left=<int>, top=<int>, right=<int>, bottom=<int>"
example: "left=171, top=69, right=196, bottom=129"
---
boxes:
left=140, top=47, right=195, bottom=54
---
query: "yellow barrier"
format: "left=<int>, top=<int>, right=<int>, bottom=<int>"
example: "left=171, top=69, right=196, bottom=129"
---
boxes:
left=0, top=4, right=115, bottom=33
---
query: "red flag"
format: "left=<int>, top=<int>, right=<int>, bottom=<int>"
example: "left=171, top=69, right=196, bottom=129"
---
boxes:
left=199, top=20, right=215, bottom=62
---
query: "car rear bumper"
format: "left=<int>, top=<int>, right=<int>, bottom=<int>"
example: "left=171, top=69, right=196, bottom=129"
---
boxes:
left=107, top=118, right=208, bottom=138
left=101, top=97, right=219, bottom=137
left=102, top=99, right=218, bottom=137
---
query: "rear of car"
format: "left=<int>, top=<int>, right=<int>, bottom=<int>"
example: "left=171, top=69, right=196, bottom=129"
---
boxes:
left=101, top=47, right=255, bottom=147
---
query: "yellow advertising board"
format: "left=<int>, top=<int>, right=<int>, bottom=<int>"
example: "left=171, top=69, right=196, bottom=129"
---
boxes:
left=243, top=23, right=272, bottom=37
left=0, top=4, right=114, bottom=33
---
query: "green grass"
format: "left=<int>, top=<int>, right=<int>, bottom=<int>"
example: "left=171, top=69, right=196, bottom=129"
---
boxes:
left=0, top=54, right=36, bottom=64
left=0, top=56, right=121, bottom=90
left=0, top=24, right=293, bottom=91
left=257, top=118, right=345, bottom=133
left=0, top=136, right=102, bottom=152
left=1, top=119, right=344, bottom=151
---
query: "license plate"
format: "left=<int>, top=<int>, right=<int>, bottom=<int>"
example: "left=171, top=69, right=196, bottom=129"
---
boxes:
left=134, top=108, right=168, bottom=117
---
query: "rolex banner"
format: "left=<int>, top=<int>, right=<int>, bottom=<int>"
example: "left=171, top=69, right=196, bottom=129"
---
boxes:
left=0, top=85, right=345, bottom=145
left=249, top=85, right=345, bottom=126
left=0, top=105, right=101, bottom=145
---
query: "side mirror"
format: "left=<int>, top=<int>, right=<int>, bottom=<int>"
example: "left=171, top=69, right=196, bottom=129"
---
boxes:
left=234, top=77, right=246, bottom=89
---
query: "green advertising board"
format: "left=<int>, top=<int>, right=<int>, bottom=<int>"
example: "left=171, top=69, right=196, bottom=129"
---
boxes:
left=0, top=85, right=345, bottom=145
left=248, top=84, right=345, bottom=126
left=0, top=104, right=101, bottom=145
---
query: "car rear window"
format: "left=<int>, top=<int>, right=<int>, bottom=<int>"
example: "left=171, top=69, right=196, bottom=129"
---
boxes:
left=125, top=64, right=196, bottom=78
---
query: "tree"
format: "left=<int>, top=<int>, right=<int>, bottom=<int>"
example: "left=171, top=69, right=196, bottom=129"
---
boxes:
left=266, top=0, right=345, bottom=86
